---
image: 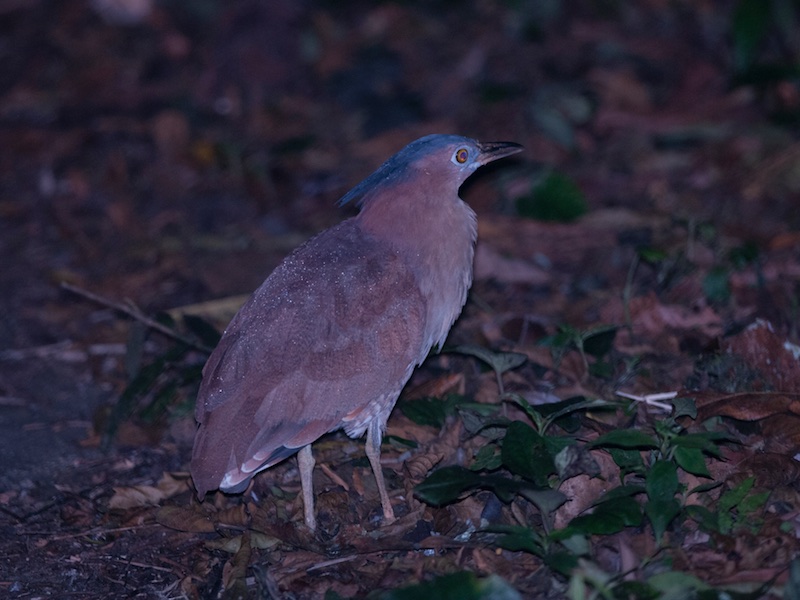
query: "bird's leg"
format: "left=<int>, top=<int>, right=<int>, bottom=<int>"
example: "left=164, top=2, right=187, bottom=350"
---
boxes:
left=297, top=445, right=317, bottom=531
left=366, top=422, right=396, bottom=524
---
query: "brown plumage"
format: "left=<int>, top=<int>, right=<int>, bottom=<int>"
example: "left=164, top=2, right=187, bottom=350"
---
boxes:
left=191, top=135, right=522, bottom=530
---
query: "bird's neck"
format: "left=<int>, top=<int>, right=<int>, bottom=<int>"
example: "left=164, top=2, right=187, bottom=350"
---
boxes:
left=357, top=181, right=477, bottom=353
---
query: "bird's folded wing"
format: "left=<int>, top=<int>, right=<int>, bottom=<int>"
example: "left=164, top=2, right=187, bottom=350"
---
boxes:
left=191, top=220, right=428, bottom=493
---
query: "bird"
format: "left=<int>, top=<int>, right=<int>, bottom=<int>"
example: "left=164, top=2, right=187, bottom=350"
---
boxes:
left=190, top=134, right=522, bottom=531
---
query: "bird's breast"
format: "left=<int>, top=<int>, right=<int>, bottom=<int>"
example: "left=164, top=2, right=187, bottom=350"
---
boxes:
left=359, top=191, right=478, bottom=354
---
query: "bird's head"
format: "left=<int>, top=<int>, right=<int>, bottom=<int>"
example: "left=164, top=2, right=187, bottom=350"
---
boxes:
left=338, top=134, right=522, bottom=208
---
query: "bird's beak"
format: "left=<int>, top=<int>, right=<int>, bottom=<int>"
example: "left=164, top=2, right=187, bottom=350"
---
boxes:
left=476, top=141, right=524, bottom=165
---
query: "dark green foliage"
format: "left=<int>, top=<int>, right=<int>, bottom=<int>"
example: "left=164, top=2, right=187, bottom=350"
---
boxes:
left=380, top=571, right=522, bottom=600
left=501, top=421, right=555, bottom=486
left=103, top=313, right=219, bottom=448
left=398, top=394, right=468, bottom=428
left=515, top=172, right=588, bottom=222
left=702, top=266, right=731, bottom=304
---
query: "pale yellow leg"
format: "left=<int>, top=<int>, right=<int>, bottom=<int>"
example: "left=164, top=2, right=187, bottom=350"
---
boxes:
left=366, top=423, right=396, bottom=524
left=297, top=445, right=316, bottom=531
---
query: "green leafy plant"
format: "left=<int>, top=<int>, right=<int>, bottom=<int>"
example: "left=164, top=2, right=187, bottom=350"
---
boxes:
left=102, top=314, right=217, bottom=448
left=516, top=171, right=588, bottom=222
left=686, top=476, right=769, bottom=536
left=413, top=348, right=757, bottom=598
left=538, top=324, right=618, bottom=377
left=730, top=0, right=800, bottom=122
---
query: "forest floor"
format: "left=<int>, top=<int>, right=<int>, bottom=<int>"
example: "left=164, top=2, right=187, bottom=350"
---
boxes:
left=1, top=1, right=799, bottom=598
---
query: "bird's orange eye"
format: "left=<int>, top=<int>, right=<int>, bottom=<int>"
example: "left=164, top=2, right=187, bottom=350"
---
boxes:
left=455, top=148, right=469, bottom=163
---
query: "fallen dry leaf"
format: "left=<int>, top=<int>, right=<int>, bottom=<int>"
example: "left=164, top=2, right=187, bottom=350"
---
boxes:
left=157, top=505, right=216, bottom=533
left=720, top=319, right=800, bottom=391
left=108, top=472, right=191, bottom=510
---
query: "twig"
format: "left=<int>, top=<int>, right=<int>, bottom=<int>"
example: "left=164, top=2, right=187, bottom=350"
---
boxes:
left=114, top=558, right=173, bottom=573
left=16, top=523, right=162, bottom=540
left=60, top=281, right=214, bottom=354
left=319, top=463, right=349, bottom=491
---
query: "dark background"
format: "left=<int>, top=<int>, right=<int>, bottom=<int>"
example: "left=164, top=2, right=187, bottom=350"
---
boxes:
left=1, top=0, right=799, bottom=597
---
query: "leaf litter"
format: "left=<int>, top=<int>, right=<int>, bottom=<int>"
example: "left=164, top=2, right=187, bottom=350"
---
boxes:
left=2, top=1, right=800, bottom=599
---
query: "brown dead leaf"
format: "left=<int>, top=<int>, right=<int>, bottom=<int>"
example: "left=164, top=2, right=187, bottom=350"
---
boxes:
left=109, top=472, right=190, bottom=511
left=588, top=67, right=653, bottom=113
left=222, top=531, right=251, bottom=591
left=157, top=505, right=216, bottom=533
left=404, top=452, right=444, bottom=481
left=109, top=485, right=164, bottom=510
left=759, top=414, right=800, bottom=455
left=554, top=448, right=620, bottom=529
left=629, top=292, right=723, bottom=339
left=474, top=243, right=550, bottom=285
left=720, top=319, right=800, bottom=391
left=167, top=294, right=250, bottom=330
left=403, top=372, right=464, bottom=400
left=695, top=391, right=800, bottom=422
left=215, top=503, right=250, bottom=529
left=740, top=453, right=800, bottom=487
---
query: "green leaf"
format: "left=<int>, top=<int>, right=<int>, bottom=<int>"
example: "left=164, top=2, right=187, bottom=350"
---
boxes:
left=398, top=397, right=449, bottom=428
left=554, top=496, right=642, bottom=539
left=607, top=447, right=644, bottom=472
left=671, top=396, right=697, bottom=420
left=703, top=266, right=731, bottom=304
left=487, top=524, right=545, bottom=555
left=558, top=533, right=590, bottom=557
left=784, top=557, right=800, bottom=600
left=646, top=460, right=679, bottom=503
left=588, top=359, right=614, bottom=379
left=182, top=314, right=221, bottom=348
left=674, top=446, right=711, bottom=478
left=581, top=325, right=618, bottom=358
left=645, top=498, right=681, bottom=543
left=603, top=496, right=643, bottom=527
left=501, top=421, right=555, bottom=486
left=538, top=326, right=576, bottom=350
left=414, top=466, right=527, bottom=506
left=738, top=490, right=769, bottom=516
left=638, top=247, right=668, bottom=264
left=732, top=0, right=771, bottom=70
left=670, top=432, right=725, bottom=457
left=646, top=570, right=710, bottom=597
left=104, top=343, right=189, bottom=449
left=140, top=380, right=178, bottom=422
left=518, top=487, right=567, bottom=516
left=559, top=511, right=624, bottom=537
left=593, top=484, right=646, bottom=505
left=414, top=466, right=483, bottom=506
left=543, top=551, right=579, bottom=576
left=471, top=444, right=502, bottom=471
left=448, top=345, right=527, bottom=375
left=381, top=571, right=522, bottom=600
left=719, top=476, right=755, bottom=513
left=516, top=171, right=588, bottom=222
left=501, top=393, right=544, bottom=430
left=588, top=429, right=659, bottom=450
left=688, top=480, right=722, bottom=496
left=398, top=395, right=467, bottom=428
left=685, top=504, right=718, bottom=532
left=537, top=396, right=612, bottom=424
left=729, top=241, right=760, bottom=269
left=613, top=581, right=661, bottom=600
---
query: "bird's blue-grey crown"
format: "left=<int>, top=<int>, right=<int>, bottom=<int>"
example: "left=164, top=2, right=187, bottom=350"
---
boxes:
left=337, top=134, right=479, bottom=208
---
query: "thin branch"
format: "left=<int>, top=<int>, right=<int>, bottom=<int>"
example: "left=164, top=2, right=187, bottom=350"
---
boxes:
left=60, top=282, right=214, bottom=354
